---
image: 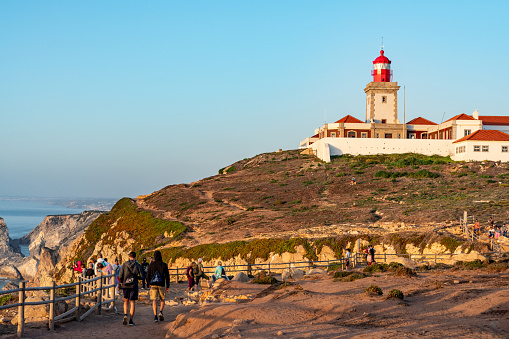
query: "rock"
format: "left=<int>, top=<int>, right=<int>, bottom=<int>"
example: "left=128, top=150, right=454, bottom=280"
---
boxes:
left=232, top=319, right=247, bottom=326
left=305, top=268, right=326, bottom=276
left=211, top=335, right=220, bottom=339
left=11, top=317, right=18, bottom=325
left=2, top=282, right=18, bottom=291
left=282, top=268, right=305, bottom=281
left=232, top=272, right=249, bottom=282
left=165, top=300, right=179, bottom=306
left=0, top=264, right=23, bottom=280
left=24, top=297, right=48, bottom=318
left=277, top=330, right=285, bottom=336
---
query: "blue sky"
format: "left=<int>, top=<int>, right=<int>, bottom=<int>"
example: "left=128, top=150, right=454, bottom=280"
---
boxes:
left=1, top=1, right=508, bottom=198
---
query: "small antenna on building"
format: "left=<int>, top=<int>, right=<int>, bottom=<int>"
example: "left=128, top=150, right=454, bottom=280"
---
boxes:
left=381, top=37, right=384, bottom=51
left=325, top=107, right=327, bottom=124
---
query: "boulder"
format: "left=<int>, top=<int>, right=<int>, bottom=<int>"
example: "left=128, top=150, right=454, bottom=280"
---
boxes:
left=305, top=268, right=327, bottom=276
left=232, top=272, right=249, bottom=282
left=282, top=268, right=305, bottom=281
left=24, top=296, right=48, bottom=318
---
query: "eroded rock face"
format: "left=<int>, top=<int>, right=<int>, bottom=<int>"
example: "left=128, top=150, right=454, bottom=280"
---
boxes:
left=0, top=211, right=103, bottom=282
left=0, top=218, right=23, bottom=267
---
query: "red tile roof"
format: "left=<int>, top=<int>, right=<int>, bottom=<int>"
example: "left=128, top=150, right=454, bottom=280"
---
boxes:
left=335, top=115, right=364, bottom=124
left=311, top=133, right=319, bottom=138
left=479, top=116, right=509, bottom=126
left=406, top=117, right=437, bottom=125
left=453, top=129, right=509, bottom=143
left=444, top=113, right=476, bottom=123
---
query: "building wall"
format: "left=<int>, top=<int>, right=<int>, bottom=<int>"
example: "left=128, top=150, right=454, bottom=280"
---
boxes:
left=311, top=137, right=453, bottom=162
left=453, top=141, right=509, bottom=162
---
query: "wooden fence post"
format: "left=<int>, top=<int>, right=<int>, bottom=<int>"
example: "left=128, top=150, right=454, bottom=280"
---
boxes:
left=268, top=263, right=271, bottom=275
left=176, top=268, right=179, bottom=283
left=76, top=276, right=81, bottom=321
left=98, top=273, right=103, bottom=315
left=49, top=281, right=55, bottom=331
left=110, top=277, right=115, bottom=310
left=17, top=281, right=25, bottom=338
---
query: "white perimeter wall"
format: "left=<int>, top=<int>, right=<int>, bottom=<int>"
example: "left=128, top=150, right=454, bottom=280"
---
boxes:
left=312, top=137, right=453, bottom=162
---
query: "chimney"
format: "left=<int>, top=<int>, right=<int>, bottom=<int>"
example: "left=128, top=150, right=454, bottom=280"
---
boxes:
left=473, top=109, right=479, bottom=120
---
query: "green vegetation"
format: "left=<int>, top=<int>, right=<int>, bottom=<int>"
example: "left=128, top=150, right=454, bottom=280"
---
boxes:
left=71, top=198, right=188, bottom=263
left=365, top=285, right=383, bottom=295
left=252, top=275, right=278, bottom=284
left=375, top=169, right=440, bottom=179
left=387, top=289, right=404, bottom=299
left=0, top=294, right=13, bottom=306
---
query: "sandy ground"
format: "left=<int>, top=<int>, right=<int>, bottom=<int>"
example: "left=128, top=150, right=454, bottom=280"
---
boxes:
left=167, top=269, right=509, bottom=339
left=2, top=268, right=509, bottom=339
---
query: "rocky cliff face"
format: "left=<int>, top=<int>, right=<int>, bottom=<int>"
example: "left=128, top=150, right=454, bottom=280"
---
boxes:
left=0, top=211, right=103, bottom=282
left=19, top=211, right=104, bottom=260
left=0, top=218, right=24, bottom=279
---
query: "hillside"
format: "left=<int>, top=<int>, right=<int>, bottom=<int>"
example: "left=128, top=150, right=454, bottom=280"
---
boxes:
left=55, top=150, right=509, bottom=280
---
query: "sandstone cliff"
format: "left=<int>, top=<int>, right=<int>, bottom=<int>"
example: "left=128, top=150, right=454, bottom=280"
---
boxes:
left=0, top=211, right=103, bottom=282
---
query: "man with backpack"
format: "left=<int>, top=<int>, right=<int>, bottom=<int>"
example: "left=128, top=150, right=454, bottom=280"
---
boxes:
left=145, top=250, right=170, bottom=323
left=119, top=251, right=144, bottom=326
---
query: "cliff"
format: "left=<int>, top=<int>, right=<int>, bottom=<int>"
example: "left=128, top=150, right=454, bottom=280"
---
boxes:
left=0, top=211, right=103, bottom=282
left=52, top=151, right=509, bottom=283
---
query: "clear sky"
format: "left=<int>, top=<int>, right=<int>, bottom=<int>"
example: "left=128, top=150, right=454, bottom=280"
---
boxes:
left=1, top=1, right=508, bottom=198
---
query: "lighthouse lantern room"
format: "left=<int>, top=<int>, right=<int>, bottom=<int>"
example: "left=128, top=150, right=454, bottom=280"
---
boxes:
left=371, top=49, right=393, bottom=82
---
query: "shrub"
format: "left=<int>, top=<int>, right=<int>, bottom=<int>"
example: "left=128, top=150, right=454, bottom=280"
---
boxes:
left=333, top=271, right=352, bottom=279
left=363, top=263, right=389, bottom=273
left=225, top=166, right=237, bottom=173
left=342, top=273, right=365, bottom=282
left=461, top=259, right=485, bottom=270
left=387, top=289, right=404, bottom=300
left=252, top=275, right=278, bottom=284
left=393, top=267, right=416, bottom=277
left=0, top=294, right=13, bottom=306
left=365, top=285, right=383, bottom=296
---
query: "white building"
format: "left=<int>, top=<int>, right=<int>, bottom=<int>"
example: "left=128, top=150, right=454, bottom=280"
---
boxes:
left=300, top=49, right=509, bottom=163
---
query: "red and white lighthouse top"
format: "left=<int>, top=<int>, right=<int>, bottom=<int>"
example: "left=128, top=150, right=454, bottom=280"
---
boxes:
left=371, top=50, right=392, bottom=82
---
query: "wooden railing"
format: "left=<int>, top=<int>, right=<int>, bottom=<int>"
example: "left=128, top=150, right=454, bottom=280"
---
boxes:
left=0, top=273, right=115, bottom=338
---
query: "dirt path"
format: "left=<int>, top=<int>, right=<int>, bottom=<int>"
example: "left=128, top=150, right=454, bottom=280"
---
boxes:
left=3, top=285, right=197, bottom=339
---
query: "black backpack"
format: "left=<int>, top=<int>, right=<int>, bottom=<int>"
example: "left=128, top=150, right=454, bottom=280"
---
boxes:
left=150, top=270, right=163, bottom=284
left=121, top=264, right=136, bottom=288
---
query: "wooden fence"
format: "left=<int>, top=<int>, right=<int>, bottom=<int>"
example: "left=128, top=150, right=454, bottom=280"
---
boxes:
left=0, top=273, right=115, bottom=338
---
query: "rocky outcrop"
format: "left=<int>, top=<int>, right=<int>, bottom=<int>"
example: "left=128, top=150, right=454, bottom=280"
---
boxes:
left=19, top=211, right=104, bottom=260
left=0, top=218, right=23, bottom=278
left=0, top=211, right=103, bottom=282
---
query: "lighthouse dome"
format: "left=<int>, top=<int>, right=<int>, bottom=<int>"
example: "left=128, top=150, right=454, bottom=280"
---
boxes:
left=373, top=50, right=391, bottom=64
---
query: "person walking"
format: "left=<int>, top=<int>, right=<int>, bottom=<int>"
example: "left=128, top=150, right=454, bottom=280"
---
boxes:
left=185, top=262, right=196, bottom=292
left=193, top=258, right=207, bottom=291
left=141, top=258, right=149, bottom=289
left=345, top=249, right=351, bottom=269
left=145, top=250, right=170, bottom=323
left=119, top=251, right=143, bottom=326
left=112, top=258, right=121, bottom=292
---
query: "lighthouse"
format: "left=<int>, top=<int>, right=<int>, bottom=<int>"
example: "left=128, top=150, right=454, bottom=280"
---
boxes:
left=364, top=48, right=400, bottom=127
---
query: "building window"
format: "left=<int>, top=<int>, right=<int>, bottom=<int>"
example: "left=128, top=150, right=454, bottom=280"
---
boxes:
left=381, top=119, right=387, bottom=124
left=385, top=133, right=392, bottom=138
left=347, top=131, right=356, bottom=138
left=361, top=132, right=367, bottom=138
left=398, top=134, right=401, bottom=139
left=382, top=96, right=387, bottom=103
left=421, top=133, right=427, bottom=139
left=331, top=132, right=336, bottom=137
left=464, top=129, right=471, bottom=137
left=456, top=146, right=466, bottom=154
left=482, top=145, right=489, bottom=152
left=474, top=145, right=480, bottom=152
left=376, top=133, right=379, bottom=138
left=503, top=146, right=508, bottom=153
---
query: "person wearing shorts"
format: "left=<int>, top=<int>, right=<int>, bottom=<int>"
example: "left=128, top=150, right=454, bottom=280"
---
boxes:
left=119, top=251, right=143, bottom=326
left=146, top=250, right=170, bottom=322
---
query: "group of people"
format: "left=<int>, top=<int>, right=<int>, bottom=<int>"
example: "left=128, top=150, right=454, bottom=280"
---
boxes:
left=185, top=259, right=228, bottom=291
left=365, top=245, right=376, bottom=265
left=474, top=217, right=508, bottom=239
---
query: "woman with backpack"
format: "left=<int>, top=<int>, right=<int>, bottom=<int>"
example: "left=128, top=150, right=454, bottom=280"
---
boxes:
left=186, top=262, right=196, bottom=292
